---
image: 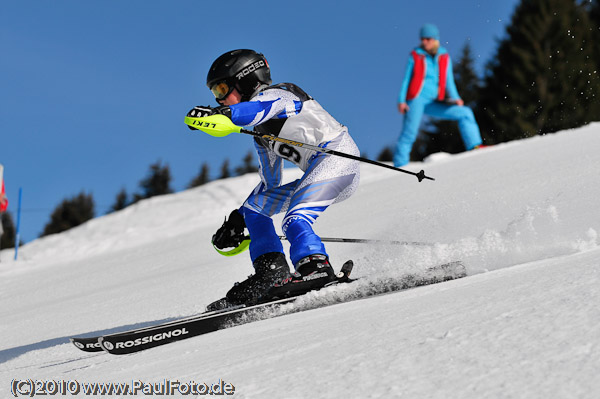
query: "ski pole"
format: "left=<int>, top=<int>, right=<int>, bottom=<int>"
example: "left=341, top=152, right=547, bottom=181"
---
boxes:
left=215, top=234, right=435, bottom=256
left=244, top=128, right=433, bottom=181
left=184, top=115, right=435, bottom=182
left=278, top=235, right=434, bottom=246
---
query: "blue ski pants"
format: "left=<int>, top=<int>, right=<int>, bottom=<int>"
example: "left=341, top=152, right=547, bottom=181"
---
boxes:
left=242, top=132, right=360, bottom=268
left=394, top=98, right=482, bottom=167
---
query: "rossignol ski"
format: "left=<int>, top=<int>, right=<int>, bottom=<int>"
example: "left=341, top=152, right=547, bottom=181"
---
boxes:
left=70, top=260, right=466, bottom=355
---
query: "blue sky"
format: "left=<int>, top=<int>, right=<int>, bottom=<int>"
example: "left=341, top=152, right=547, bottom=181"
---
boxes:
left=1, top=0, right=520, bottom=243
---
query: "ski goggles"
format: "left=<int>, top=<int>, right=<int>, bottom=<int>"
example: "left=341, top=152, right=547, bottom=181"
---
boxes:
left=210, top=80, right=234, bottom=101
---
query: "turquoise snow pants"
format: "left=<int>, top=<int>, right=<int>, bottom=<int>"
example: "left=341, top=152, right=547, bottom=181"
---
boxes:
left=394, top=98, right=482, bottom=167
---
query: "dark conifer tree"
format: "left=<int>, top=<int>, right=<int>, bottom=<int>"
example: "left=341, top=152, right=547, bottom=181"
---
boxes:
left=188, top=163, right=211, bottom=188
left=132, top=161, right=173, bottom=203
left=110, top=188, right=129, bottom=212
left=41, top=192, right=95, bottom=236
left=376, top=146, right=394, bottom=162
left=476, top=0, right=598, bottom=143
left=219, top=159, right=231, bottom=180
left=584, top=0, right=600, bottom=115
left=234, top=151, right=258, bottom=176
left=1, top=212, right=17, bottom=249
left=590, top=0, right=600, bottom=32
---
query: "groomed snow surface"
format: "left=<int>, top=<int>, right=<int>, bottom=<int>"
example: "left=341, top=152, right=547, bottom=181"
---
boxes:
left=1, top=124, right=599, bottom=398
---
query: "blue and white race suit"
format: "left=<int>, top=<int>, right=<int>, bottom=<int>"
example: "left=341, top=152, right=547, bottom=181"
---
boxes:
left=228, top=83, right=360, bottom=267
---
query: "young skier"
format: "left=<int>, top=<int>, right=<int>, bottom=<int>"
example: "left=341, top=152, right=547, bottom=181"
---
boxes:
left=187, top=49, right=360, bottom=306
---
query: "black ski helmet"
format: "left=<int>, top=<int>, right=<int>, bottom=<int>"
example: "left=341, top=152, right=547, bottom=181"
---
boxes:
left=206, top=49, right=271, bottom=102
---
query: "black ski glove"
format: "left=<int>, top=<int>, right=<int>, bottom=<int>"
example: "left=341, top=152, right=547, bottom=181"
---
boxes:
left=212, top=209, right=247, bottom=249
left=186, top=106, right=232, bottom=130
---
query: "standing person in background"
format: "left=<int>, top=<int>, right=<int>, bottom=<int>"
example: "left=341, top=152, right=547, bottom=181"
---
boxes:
left=0, top=181, right=7, bottom=213
left=0, top=167, right=8, bottom=260
left=394, top=23, right=483, bottom=167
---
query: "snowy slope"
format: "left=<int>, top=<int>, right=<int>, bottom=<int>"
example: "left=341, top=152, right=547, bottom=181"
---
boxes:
left=1, top=124, right=599, bottom=398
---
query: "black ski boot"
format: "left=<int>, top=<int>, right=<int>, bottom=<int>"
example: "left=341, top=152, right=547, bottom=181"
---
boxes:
left=267, top=254, right=337, bottom=299
left=225, top=252, right=291, bottom=306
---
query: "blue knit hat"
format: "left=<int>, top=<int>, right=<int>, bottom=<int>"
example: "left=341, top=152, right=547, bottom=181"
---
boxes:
left=420, top=23, right=440, bottom=40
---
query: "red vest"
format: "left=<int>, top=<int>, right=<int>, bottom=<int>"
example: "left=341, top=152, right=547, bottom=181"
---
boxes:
left=406, top=50, right=449, bottom=101
left=0, top=181, right=7, bottom=212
